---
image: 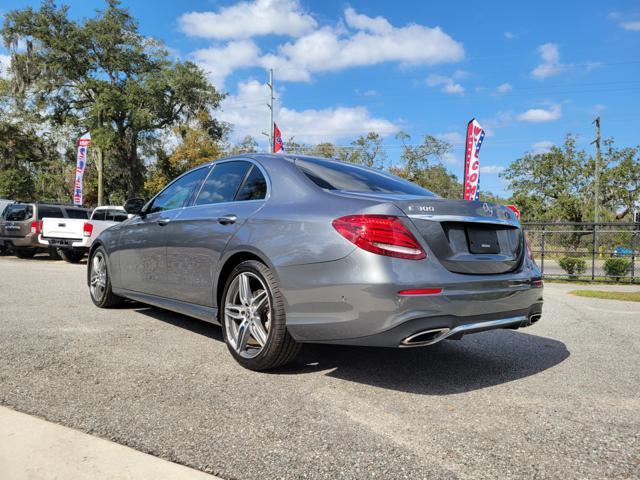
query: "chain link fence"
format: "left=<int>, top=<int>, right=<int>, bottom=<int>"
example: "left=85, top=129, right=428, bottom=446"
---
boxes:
left=522, top=222, right=639, bottom=282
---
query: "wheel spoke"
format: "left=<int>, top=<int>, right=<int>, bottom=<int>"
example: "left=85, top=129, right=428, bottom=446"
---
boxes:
left=236, top=319, right=251, bottom=352
left=225, top=304, right=244, bottom=320
left=251, top=290, right=268, bottom=312
left=250, top=319, right=268, bottom=347
left=238, top=273, right=251, bottom=306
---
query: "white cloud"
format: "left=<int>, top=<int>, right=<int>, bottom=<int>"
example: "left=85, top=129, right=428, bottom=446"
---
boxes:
left=437, top=131, right=464, bottom=145
left=0, top=54, right=10, bottom=79
left=191, top=40, right=261, bottom=89
left=179, top=0, right=316, bottom=39
left=532, top=140, right=554, bottom=154
left=187, top=6, right=464, bottom=87
left=442, top=152, right=461, bottom=165
left=504, top=32, right=515, bottom=40
left=356, top=89, right=379, bottom=97
left=621, top=21, right=640, bottom=30
left=261, top=8, right=464, bottom=81
left=516, top=104, right=562, bottom=122
left=532, top=43, right=565, bottom=79
left=482, top=165, right=505, bottom=174
left=496, top=82, right=512, bottom=93
left=220, top=80, right=398, bottom=144
left=426, top=74, right=464, bottom=94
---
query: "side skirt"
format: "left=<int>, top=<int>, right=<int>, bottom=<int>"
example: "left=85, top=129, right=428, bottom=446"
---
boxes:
left=113, top=288, right=220, bottom=325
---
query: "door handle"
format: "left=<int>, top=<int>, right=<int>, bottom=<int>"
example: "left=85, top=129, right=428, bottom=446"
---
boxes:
left=156, top=218, right=171, bottom=226
left=217, top=215, right=237, bottom=225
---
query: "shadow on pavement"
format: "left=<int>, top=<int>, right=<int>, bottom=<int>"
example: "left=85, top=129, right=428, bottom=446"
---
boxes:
left=133, top=305, right=569, bottom=395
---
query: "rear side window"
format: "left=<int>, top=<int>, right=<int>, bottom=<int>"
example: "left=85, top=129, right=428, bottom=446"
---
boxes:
left=236, top=166, right=267, bottom=201
left=92, top=210, right=106, bottom=221
left=4, top=204, right=33, bottom=221
left=195, top=161, right=251, bottom=206
left=65, top=208, right=90, bottom=219
left=37, top=206, right=64, bottom=220
left=295, top=157, right=435, bottom=196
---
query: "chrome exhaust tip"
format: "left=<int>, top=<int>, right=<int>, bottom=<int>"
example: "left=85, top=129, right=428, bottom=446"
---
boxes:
left=529, top=313, right=541, bottom=324
left=400, top=328, right=450, bottom=347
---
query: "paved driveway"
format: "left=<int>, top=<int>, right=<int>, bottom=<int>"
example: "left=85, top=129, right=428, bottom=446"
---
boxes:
left=0, top=256, right=638, bottom=479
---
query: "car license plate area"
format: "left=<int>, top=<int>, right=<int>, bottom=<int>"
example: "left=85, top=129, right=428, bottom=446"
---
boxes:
left=466, top=227, right=500, bottom=254
left=49, top=239, right=71, bottom=247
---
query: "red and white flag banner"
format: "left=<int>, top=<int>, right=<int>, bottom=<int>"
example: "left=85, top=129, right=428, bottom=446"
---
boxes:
left=73, top=133, right=91, bottom=206
left=462, top=118, right=485, bottom=201
left=273, top=123, right=285, bottom=153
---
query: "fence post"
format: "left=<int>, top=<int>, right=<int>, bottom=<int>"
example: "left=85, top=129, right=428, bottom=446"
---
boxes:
left=540, top=225, right=545, bottom=275
left=591, top=225, right=597, bottom=280
left=632, top=230, right=637, bottom=282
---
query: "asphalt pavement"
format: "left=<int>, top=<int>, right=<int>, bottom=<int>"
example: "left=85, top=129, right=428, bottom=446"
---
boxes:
left=0, top=255, right=638, bottom=479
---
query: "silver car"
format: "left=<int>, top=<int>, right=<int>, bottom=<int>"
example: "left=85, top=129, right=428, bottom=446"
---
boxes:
left=88, top=155, right=543, bottom=370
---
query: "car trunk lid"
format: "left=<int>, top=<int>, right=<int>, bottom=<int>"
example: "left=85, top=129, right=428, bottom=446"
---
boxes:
left=42, top=217, right=85, bottom=240
left=396, top=197, right=523, bottom=275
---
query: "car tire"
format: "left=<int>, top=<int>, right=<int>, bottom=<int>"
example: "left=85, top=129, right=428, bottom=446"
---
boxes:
left=89, top=247, right=123, bottom=308
left=48, top=247, right=62, bottom=260
left=15, top=247, right=36, bottom=259
left=220, top=260, right=300, bottom=371
left=59, top=249, right=85, bottom=263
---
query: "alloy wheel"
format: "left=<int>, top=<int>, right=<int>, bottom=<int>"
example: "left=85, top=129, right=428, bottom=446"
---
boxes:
left=224, top=272, right=271, bottom=359
left=90, top=252, right=107, bottom=302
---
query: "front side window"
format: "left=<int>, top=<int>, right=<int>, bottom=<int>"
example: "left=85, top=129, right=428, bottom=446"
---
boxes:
left=148, top=167, right=209, bottom=213
left=195, top=161, right=251, bottom=206
left=295, top=157, right=435, bottom=196
left=4, top=204, right=33, bottom=221
left=107, top=209, right=129, bottom=222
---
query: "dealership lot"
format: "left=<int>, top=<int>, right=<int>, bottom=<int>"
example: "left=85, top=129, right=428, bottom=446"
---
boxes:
left=0, top=255, right=638, bottom=479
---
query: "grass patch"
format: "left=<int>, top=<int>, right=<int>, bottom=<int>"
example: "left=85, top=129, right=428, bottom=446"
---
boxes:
left=570, top=290, right=640, bottom=302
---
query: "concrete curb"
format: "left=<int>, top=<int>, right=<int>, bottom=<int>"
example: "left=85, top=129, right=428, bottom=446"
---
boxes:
left=0, top=406, right=221, bottom=480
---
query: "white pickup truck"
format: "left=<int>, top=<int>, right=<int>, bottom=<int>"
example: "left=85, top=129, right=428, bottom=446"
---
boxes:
left=41, top=206, right=130, bottom=263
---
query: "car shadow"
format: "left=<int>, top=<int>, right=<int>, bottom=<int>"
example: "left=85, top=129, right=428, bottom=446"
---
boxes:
left=131, top=305, right=569, bottom=395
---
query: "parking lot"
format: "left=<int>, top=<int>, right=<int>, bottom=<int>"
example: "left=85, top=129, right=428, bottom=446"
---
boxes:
left=0, top=255, right=638, bottom=479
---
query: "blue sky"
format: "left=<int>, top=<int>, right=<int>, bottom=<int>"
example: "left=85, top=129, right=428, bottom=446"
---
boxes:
left=1, top=0, right=639, bottom=197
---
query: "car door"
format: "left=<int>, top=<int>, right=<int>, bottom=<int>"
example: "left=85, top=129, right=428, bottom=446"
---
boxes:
left=116, top=166, right=210, bottom=297
left=165, top=160, right=269, bottom=307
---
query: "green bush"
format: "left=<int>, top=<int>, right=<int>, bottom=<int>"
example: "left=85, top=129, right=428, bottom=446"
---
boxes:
left=558, top=256, right=587, bottom=279
left=603, top=258, right=631, bottom=281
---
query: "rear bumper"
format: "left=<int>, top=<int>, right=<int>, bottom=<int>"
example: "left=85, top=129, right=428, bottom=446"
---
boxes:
left=278, top=249, right=543, bottom=346
left=0, top=234, right=48, bottom=249
left=42, top=236, right=90, bottom=250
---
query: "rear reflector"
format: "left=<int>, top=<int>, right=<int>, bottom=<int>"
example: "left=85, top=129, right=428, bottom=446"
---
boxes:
left=532, top=279, right=543, bottom=288
left=83, top=222, right=93, bottom=237
left=398, top=288, right=443, bottom=296
left=332, top=215, right=426, bottom=260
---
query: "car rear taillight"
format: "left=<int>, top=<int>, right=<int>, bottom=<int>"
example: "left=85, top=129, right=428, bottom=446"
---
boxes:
left=83, top=222, right=93, bottom=237
left=332, top=215, right=426, bottom=260
left=398, top=288, right=442, bottom=296
left=30, top=220, right=42, bottom=235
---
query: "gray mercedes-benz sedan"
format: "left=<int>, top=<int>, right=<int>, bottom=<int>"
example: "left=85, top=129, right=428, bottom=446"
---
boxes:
left=88, top=154, right=543, bottom=370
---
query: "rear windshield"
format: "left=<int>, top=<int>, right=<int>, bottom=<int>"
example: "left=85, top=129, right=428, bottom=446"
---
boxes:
left=295, top=157, right=435, bottom=196
left=4, top=204, right=33, bottom=221
left=65, top=208, right=90, bottom=219
left=37, top=206, right=64, bottom=220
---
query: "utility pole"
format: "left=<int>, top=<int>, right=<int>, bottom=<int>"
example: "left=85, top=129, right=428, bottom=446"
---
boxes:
left=96, top=110, right=104, bottom=207
left=267, top=69, right=274, bottom=153
left=591, top=116, right=601, bottom=224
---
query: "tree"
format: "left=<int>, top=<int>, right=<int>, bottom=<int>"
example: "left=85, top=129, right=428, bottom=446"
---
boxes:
left=350, top=132, right=386, bottom=169
left=601, top=141, right=640, bottom=220
left=2, top=0, right=224, bottom=200
left=390, top=132, right=461, bottom=197
left=229, top=136, right=259, bottom=155
left=501, top=135, right=592, bottom=222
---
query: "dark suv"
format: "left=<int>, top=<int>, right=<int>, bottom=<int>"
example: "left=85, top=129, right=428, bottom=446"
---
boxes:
left=0, top=202, right=91, bottom=259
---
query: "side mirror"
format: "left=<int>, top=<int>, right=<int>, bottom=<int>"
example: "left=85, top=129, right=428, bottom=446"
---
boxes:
left=123, top=198, right=146, bottom=216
